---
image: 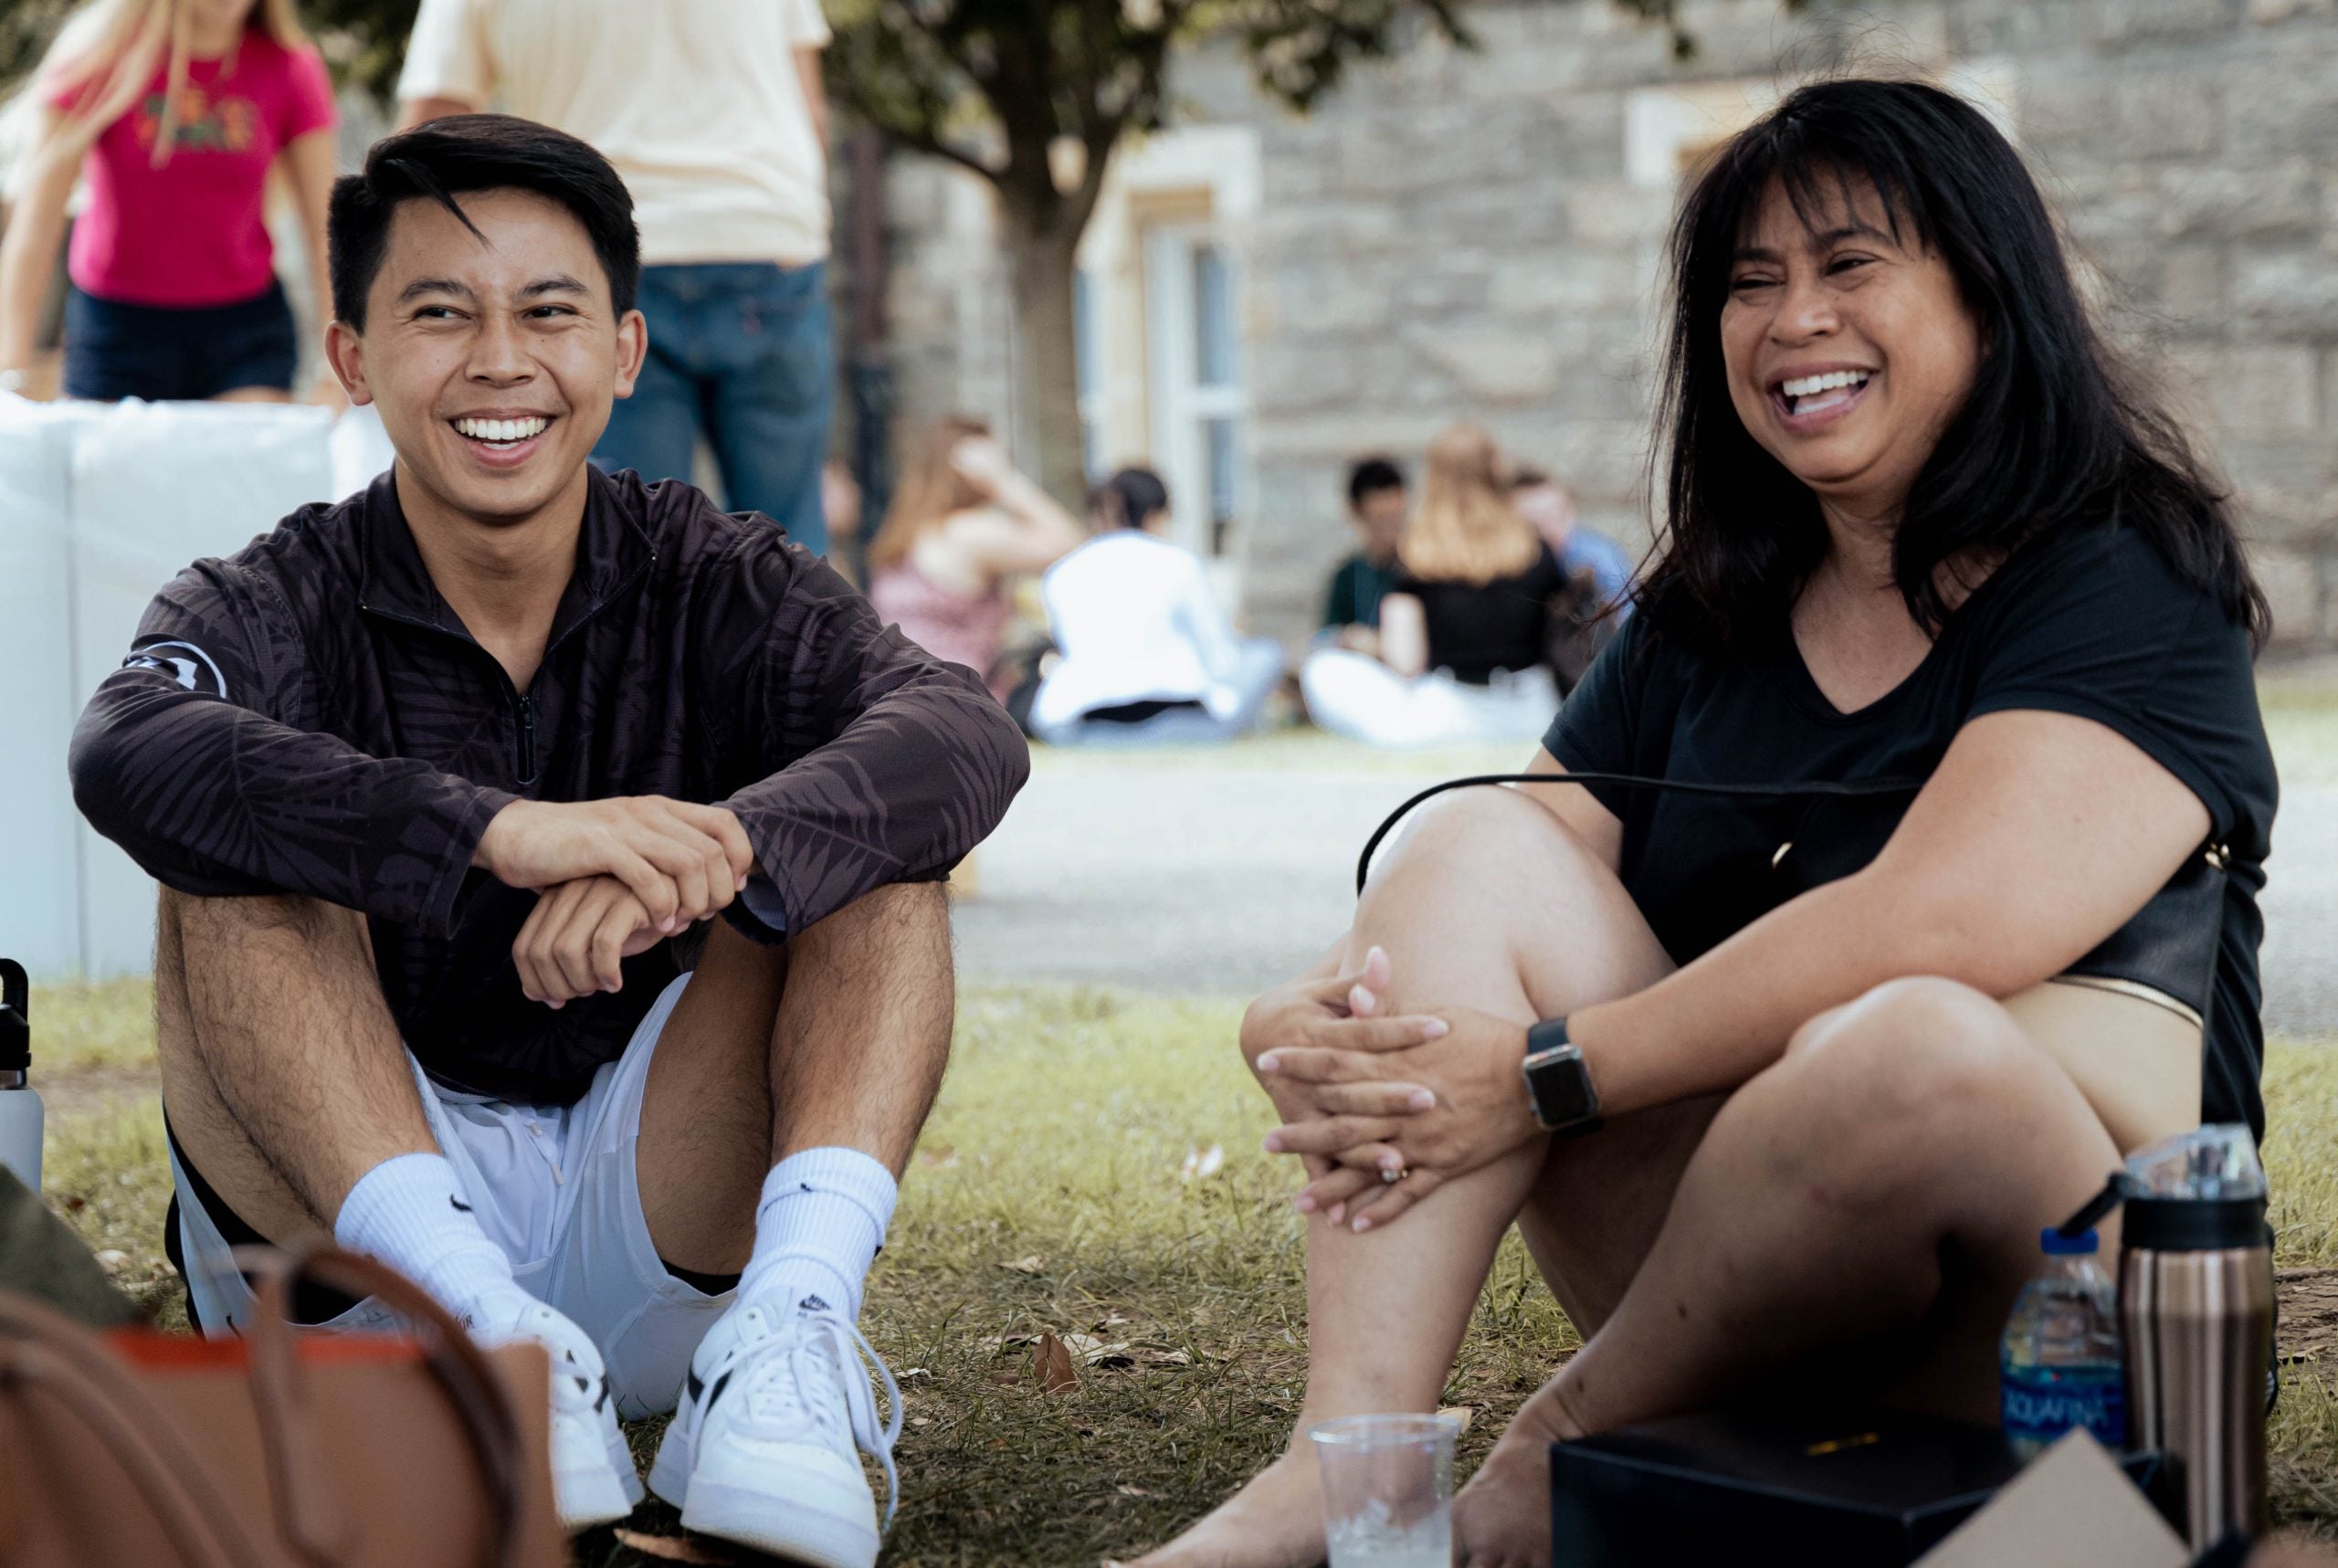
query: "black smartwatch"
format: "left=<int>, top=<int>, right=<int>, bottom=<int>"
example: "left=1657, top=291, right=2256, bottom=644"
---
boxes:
left=1522, top=1016, right=1603, bottom=1136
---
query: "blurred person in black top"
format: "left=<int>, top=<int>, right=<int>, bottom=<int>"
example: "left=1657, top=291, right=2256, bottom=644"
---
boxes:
left=69, top=116, right=1025, bottom=1558
left=1301, top=426, right=1562, bottom=747
left=1138, top=81, right=2275, bottom=1568
left=1321, top=455, right=1409, bottom=650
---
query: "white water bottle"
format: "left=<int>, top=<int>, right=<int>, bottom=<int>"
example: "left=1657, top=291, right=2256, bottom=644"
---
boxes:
left=0, top=961, right=42, bottom=1192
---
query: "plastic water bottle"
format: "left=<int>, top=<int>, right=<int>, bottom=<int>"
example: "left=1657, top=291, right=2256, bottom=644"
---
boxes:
left=0, top=960, right=42, bottom=1192
left=2000, top=1226, right=2125, bottom=1458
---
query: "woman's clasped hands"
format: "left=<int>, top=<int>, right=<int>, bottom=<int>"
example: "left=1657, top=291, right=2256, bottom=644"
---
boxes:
left=1245, top=945, right=1543, bottom=1232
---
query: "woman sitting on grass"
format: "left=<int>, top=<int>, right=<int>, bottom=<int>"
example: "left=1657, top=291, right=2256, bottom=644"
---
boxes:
left=1301, top=424, right=1566, bottom=749
left=1133, top=79, right=2276, bottom=1568
left=866, top=416, right=1085, bottom=700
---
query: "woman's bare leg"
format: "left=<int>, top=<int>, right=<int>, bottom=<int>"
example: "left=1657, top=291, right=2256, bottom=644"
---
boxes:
left=1456, top=978, right=2126, bottom=1567
left=1129, top=790, right=1672, bottom=1568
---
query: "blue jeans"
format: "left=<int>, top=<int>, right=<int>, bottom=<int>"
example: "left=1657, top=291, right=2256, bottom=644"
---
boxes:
left=595, top=261, right=834, bottom=554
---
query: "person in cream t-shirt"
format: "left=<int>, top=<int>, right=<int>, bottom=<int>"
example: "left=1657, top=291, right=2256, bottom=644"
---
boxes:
left=398, top=0, right=841, bottom=552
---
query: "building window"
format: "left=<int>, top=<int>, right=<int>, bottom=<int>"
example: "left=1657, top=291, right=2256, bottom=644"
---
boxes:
left=1074, top=268, right=1105, bottom=486
left=1145, top=227, right=1249, bottom=557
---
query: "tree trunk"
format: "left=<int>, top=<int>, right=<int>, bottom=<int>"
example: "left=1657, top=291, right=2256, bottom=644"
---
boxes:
left=1004, top=221, right=1089, bottom=510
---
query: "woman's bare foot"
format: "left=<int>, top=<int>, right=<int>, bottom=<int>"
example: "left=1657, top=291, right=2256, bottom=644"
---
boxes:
left=1119, top=1447, right=1328, bottom=1568
left=1454, top=1376, right=1584, bottom=1568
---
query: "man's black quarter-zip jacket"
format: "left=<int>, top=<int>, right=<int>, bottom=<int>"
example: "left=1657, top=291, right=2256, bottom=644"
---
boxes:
left=70, top=467, right=1029, bottom=1103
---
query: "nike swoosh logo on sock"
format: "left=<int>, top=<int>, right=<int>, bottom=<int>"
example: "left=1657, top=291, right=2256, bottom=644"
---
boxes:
left=448, top=1196, right=475, bottom=1214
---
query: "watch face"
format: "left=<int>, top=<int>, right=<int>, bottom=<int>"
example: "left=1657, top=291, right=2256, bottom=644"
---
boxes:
left=1530, top=1048, right=1596, bottom=1128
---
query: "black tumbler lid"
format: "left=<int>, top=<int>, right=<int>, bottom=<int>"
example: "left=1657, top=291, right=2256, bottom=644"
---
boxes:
left=2122, top=1194, right=2267, bottom=1251
left=0, top=960, right=26, bottom=1073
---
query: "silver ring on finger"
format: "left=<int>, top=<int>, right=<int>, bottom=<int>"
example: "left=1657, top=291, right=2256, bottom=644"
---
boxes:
left=1380, top=1165, right=1409, bottom=1184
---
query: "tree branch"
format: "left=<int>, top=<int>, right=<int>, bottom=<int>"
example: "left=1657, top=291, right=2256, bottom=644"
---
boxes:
left=879, top=119, right=1006, bottom=184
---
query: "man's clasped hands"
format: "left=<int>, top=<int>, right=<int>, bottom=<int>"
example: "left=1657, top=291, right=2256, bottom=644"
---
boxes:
left=471, top=795, right=755, bottom=1008
left=1245, top=945, right=1543, bottom=1233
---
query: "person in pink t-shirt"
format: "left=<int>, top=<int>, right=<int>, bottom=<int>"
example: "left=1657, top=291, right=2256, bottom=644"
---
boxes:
left=0, top=0, right=339, bottom=405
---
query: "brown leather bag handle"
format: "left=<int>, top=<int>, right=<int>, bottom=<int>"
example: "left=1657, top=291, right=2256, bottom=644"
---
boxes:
left=237, top=1241, right=532, bottom=1568
left=0, top=1290, right=287, bottom=1568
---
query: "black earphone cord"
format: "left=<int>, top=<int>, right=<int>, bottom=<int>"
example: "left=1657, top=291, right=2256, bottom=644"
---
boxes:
left=1355, top=771, right=1923, bottom=897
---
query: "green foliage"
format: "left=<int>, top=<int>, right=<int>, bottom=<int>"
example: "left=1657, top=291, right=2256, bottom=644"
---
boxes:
left=300, top=0, right=422, bottom=102
left=0, top=0, right=76, bottom=89
left=827, top=0, right=1470, bottom=216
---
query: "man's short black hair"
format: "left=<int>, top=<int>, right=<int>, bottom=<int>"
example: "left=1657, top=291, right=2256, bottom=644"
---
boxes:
left=1347, top=456, right=1405, bottom=510
left=329, top=113, right=641, bottom=331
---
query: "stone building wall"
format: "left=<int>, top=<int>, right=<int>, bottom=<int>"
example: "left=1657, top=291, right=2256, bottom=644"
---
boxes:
left=873, top=0, right=2338, bottom=645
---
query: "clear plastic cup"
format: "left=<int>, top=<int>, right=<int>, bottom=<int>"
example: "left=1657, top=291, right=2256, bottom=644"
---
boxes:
left=1308, top=1414, right=1462, bottom=1568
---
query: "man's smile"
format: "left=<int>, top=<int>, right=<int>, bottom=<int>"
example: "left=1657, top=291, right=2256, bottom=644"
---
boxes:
left=448, top=411, right=557, bottom=466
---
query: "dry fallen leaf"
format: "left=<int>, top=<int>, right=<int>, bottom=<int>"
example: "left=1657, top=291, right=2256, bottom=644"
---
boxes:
left=611, top=1529, right=736, bottom=1564
left=999, top=1255, right=1046, bottom=1274
left=1438, top=1405, right=1476, bottom=1434
left=1143, top=1348, right=1194, bottom=1367
left=1115, top=1484, right=1155, bottom=1498
left=1034, top=1331, right=1080, bottom=1394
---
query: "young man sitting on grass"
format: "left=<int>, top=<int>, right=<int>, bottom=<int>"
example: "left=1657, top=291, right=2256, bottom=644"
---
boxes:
left=68, top=114, right=1027, bottom=1567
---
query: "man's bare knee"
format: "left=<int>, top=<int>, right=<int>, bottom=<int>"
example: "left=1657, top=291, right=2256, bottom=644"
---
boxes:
left=163, top=886, right=368, bottom=956
left=823, top=879, right=949, bottom=931
left=788, top=880, right=952, bottom=977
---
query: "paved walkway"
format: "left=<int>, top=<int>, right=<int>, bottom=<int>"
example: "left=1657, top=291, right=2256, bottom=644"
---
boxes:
left=953, top=746, right=2338, bottom=1038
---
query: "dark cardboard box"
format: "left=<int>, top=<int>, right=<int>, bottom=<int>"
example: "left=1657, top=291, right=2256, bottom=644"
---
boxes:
left=1549, top=1407, right=2164, bottom=1568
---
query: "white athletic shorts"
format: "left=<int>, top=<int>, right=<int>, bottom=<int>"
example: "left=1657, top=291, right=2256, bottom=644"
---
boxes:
left=168, top=973, right=732, bottom=1419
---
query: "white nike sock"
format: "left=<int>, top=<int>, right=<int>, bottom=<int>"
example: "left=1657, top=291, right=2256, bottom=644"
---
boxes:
left=333, top=1152, right=529, bottom=1329
left=734, top=1148, right=897, bottom=1321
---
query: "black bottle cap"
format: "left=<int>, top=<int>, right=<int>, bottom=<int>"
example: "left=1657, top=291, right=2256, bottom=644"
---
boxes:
left=0, top=960, right=26, bottom=1074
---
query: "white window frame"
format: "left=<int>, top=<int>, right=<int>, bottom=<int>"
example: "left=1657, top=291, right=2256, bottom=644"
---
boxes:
left=1143, top=224, right=1249, bottom=558
left=1074, top=268, right=1106, bottom=485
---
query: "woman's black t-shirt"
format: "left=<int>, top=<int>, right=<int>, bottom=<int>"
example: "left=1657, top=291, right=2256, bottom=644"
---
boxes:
left=1394, top=548, right=1564, bottom=684
left=1543, top=524, right=2277, bottom=1139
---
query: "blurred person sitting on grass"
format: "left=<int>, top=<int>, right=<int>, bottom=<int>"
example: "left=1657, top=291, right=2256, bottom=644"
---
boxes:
left=1509, top=465, right=1634, bottom=620
left=1301, top=425, right=1564, bottom=749
left=866, top=415, right=1084, bottom=700
left=1134, top=79, right=2275, bottom=1568
left=1027, top=466, right=1285, bottom=747
left=0, top=0, right=342, bottom=407
left=1321, top=455, right=1410, bottom=656
left=68, top=114, right=1027, bottom=1567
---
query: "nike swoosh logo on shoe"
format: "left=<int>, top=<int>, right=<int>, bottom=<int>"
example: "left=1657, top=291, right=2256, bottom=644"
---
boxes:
left=687, top=1367, right=733, bottom=1415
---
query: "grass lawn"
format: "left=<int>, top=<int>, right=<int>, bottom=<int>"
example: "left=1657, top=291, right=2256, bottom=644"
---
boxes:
left=31, top=980, right=2338, bottom=1565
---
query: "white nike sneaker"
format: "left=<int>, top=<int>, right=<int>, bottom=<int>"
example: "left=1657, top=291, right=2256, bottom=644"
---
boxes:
left=467, top=1295, right=642, bottom=1532
left=648, top=1298, right=903, bottom=1568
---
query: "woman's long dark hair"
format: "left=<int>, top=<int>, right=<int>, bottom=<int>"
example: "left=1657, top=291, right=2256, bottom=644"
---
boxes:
left=1638, top=79, right=2268, bottom=652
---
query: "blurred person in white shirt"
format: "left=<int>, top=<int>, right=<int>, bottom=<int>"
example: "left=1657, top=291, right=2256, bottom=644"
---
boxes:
left=397, top=0, right=840, bottom=552
left=1030, top=467, right=1283, bottom=746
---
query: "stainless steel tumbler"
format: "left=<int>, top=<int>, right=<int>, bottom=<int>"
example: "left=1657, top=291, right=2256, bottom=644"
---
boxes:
left=2114, top=1133, right=2273, bottom=1552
